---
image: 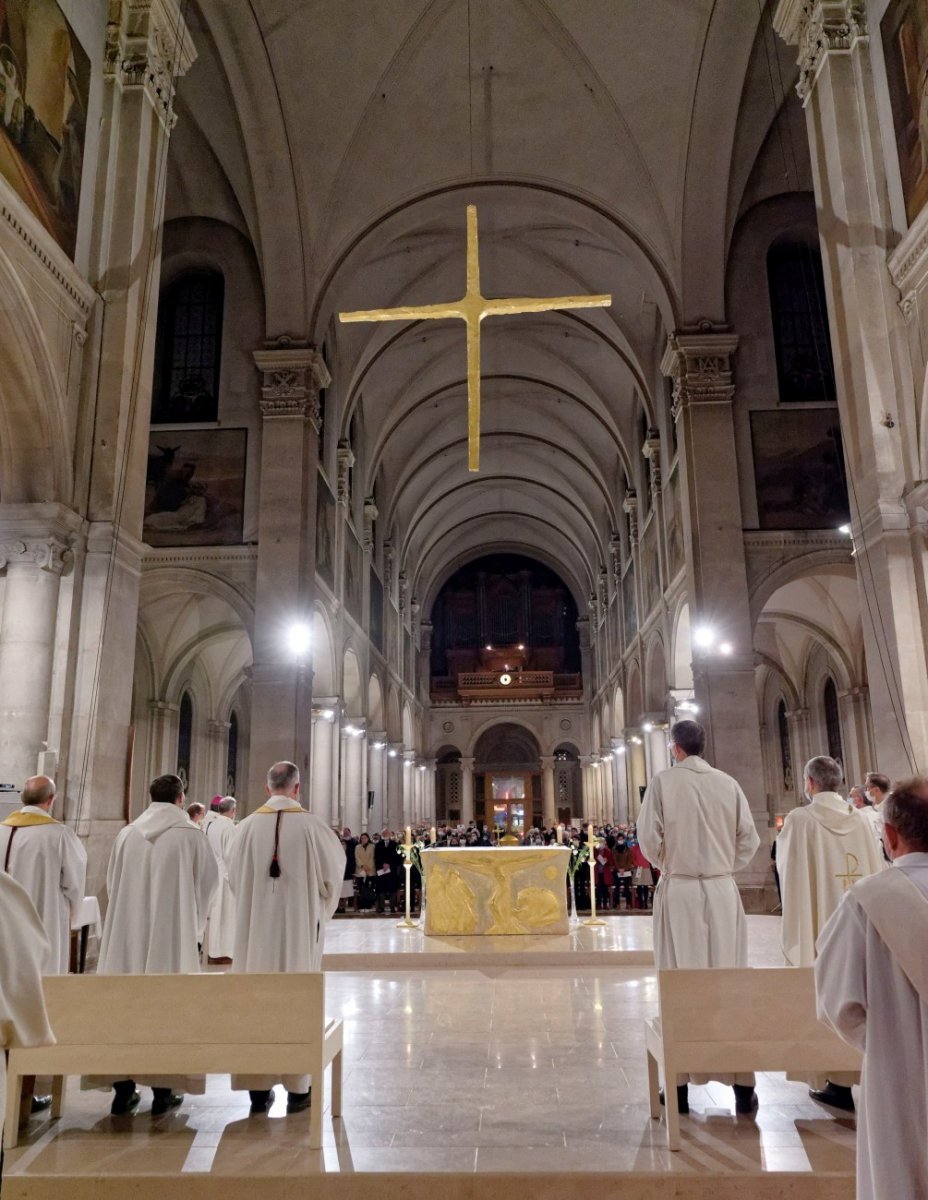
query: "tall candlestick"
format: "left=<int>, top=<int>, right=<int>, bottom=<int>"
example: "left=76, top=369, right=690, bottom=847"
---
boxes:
left=588, top=822, right=594, bottom=846
left=556, top=824, right=563, bottom=844
left=430, top=825, right=437, bottom=844
left=405, top=825, right=412, bottom=848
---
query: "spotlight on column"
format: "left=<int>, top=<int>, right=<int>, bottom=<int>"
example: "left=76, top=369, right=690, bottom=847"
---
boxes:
left=616, top=746, right=627, bottom=756
left=838, top=524, right=851, bottom=536
left=344, top=724, right=358, bottom=735
left=693, top=626, right=716, bottom=650
left=320, top=708, right=335, bottom=721
left=372, top=741, right=386, bottom=750
left=388, top=749, right=398, bottom=758
left=642, top=722, right=654, bottom=733
left=286, top=621, right=312, bottom=658
left=719, top=641, right=733, bottom=656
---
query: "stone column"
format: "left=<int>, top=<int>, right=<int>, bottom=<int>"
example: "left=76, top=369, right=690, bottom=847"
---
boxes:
left=540, top=755, right=556, bottom=826
left=249, top=346, right=330, bottom=799
left=206, top=720, right=231, bottom=798
left=579, top=756, right=593, bottom=821
left=387, top=745, right=405, bottom=831
left=424, top=758, right=437, bottom=823
left=611, top=739, right=630, bottom=824
left=600, top=749, right=616, bottom=823
left=775, top=0, right=928, bottom=775
left=147, top=700, right=178, bottom=780
left=418, top=623, right=433, bottom=703
left=839, top=686, right=872, bottom=788
left=340, top=723, right=366, bottom=835
left=460, top=755, right=476, bottom=825
left=367, top=732, right=387, bottom=831
left=403, top=751, right=416, bottom=825
left=786, top=707, right=813, bottom=788
left=626, top=733, right=647, bottom=819
left=0, top=527, right=72, bottom=786
left=662, top=334, right=768, bottom=883
left=310, top=702, right=338, bottom=822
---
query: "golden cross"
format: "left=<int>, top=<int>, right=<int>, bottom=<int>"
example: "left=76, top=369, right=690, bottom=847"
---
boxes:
left=836, top=852, right=862, bottom=892
left=339, top=205, right=611, bottom=472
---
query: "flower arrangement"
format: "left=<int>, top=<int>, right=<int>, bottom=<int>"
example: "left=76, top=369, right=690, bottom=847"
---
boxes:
left=566, top=837, right=591, bottom=880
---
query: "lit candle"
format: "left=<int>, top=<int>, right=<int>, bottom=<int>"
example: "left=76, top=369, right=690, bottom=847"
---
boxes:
left=588, top=823, right=595, bottom=847
left=556, top=825, right=563, bottom=844
left=430, top=825, right=437, bottom=844
left=405, top=825, right=412, bottom=847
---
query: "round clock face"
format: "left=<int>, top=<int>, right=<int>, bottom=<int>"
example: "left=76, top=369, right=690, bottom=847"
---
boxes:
left=499, top=673, right=512, bottom=686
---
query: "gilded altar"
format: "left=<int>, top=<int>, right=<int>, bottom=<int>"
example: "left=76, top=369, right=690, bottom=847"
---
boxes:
left=422, top=847, right=571, bottom=936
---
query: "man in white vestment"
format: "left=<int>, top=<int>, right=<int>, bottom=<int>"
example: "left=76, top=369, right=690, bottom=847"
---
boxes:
left=204, top=796, right=237, bottom=963
left=815, top=778, right=928, bottom=1200
left=860, top=771, right=891, bottom=843
left=637, top=719, right=761, bottom=1116
left=227, top=761, right=345, bottom=1115
left=0, top=873, right=55, bottom=1178
left=0, top=776, right=87, bottom=974
left=777, top=755, right=884, bottom=1110
left=97, top=773, right=218, bottom=1116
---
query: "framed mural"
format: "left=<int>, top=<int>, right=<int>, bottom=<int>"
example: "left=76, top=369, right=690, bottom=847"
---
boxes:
left=369, top=566, right=384, bottom=654
left=882, top=0, right=928, bottom=224
left=344, top=526, right=364, bottom=623
left=750, top=410, right=849, bottom=531
left=0, top=0, right=90, bottom=257
left=315, top=473, right=335, bottom=590
left=143, top=429, right=246, bottom=547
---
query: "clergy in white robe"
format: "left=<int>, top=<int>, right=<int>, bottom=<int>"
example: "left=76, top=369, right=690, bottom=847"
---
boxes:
left=815, top=778, right=928, bottom=1200
left=227, top=761, right=345, bottom=1112
left=0, top=873, right=55, bottom=1156
left=95, top=773, right=218, bottom=1114
left=778, top=756, right=885, bottom=969
left=204, top=797, right=237, bottom=962
left=0, top=776, right=86, bottom=975
left=637, top=719, right=761, bottom=1108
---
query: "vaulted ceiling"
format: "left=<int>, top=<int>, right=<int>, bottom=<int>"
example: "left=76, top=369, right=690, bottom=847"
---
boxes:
left=167, top=0, right=802, bottom=608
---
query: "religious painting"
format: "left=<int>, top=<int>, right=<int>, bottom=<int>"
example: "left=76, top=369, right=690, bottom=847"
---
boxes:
left=883, top=0, right=928, bottom=224
left=369, top=566, right=384, bottom=654
left=750, top=410, right=849, bottom=530
left=143, top=429, right=246, bottom=547
left=315, top=473, right=335, bottom=590
left=344, top=526, right=363, bottom=623
left=0, top=0, right=90, bottom=257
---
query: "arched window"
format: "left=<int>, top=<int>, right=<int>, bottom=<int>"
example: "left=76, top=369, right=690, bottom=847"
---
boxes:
left=777, top=699, right=793, bottom=790
left=177, top=691, right=194, bottom=790
left=226, top=711, right=238, bottom=795
left=152, top=272, right=224, bottom=424
left=823, top=677, right=844, bottom=766
left=767, top=241, right=836, bottom=404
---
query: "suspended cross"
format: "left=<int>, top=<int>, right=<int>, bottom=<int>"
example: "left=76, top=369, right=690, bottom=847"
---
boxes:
left=339, top=205, right=611, bottom=472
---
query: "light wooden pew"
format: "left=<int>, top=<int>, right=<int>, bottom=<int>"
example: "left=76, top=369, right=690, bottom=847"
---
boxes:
left=4, top=972, right=343, bottom=1151
left=645, top=967, right=862, bottom=1150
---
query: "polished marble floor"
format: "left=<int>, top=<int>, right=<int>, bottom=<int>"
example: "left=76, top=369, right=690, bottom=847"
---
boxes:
left=5, top=915, right=855, bottom=1196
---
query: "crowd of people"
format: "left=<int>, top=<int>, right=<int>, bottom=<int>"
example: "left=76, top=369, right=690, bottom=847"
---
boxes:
left=1, top=722, right=926, bottom=1198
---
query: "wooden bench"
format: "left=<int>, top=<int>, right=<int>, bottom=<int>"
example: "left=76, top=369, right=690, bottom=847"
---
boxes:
left=645, top=967, right=862, bottom=1150
left=4, top=972, right=343, bottom=1151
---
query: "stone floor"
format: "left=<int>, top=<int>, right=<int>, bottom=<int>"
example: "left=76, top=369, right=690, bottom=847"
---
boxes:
left=4, top=915, right=856, bottom=1199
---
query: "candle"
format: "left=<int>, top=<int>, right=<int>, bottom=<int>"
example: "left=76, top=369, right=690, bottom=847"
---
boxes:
left=556, top=824, right=563, bottom=845
left=405, top=825, right=412, bottom=847
left=588, top=823, right=594, bottom=847
left=430, top=825, right=437, bottom=844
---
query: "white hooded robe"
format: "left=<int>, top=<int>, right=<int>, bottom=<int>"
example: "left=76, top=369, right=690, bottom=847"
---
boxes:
left=228, top=795, right=345, bottom=1092
left=204, top=814, right=237, bottom=960
left=637, top=754, right=760, bottom=1086
left=0, top=873, right=55, bottom=1128
left=0, top=807, right=87, bottom=974
left=815, top=854, right=928, bottom=1200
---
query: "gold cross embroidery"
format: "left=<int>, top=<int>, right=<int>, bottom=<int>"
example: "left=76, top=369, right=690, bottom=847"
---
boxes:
left=836, top=852, right=862, bottom=891
left=339, top=206, right=611, bottom=472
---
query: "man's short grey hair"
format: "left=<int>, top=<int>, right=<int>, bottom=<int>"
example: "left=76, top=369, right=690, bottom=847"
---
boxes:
left=805, top=755, right=844, bottom=793
left=218, top=796, right=237, bottom=815
left=267, top=761, right=299, bottom=792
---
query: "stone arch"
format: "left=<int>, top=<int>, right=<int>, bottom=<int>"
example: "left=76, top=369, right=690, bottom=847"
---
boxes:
left=465, top=713, right=546, bottom=756
left=368, top=672, right=384, bottom=729
left=311, top=606, right=336, bottom=696
left=671, top=601, right=693, bottom=690
left=342, top=645, right=363, bottom=715
left=645, top=638, right=668, bottom=712
left=473, top=722, right=541, bottom=768
left=625, top=663, right=643, bottom=726
left=612, top=685, right=626, bottom=736
left=386, top=686, right=402, bottom=742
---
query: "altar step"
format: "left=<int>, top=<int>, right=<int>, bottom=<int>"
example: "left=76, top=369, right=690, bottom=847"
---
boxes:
left=2, top=1169, right=854, bottom=1200
left=321, top=946, right=654, bottom=971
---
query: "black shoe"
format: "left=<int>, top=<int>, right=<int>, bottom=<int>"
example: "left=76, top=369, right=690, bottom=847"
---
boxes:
left=733, top=1084, right=758, bottom=1115
left=809, top=1082, right=855, bottom=1112
left=658, top=1084, right=689, bottom=1115
left=286, top=1088, right=312, bottom=1114
left=111, top=1081, right=140, bottom=1116
left=30, top=1095, right=52, bottom=1114
left=151, top=1090, right=183, bottom=1116
left=249, top=1089, right=273, bottom=1115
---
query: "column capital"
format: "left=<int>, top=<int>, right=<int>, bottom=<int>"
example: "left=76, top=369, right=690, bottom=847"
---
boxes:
left=104, top=0, right=197, bottom=130
left=362, top=497, right=379, bottom=551
left=0, top=535, right=72, bottom=575
left=660, top=329, right=739, bottom=416
left=773, top=0, right=868, bottom=104
left=540, top=755, right=556, bottom=770
left=148, top=698, right=178, bottom=715
left=208, top=719, right=231, bottom=737
left=460, top=755, right=476, bottom=770
left=253, top=341, right=330, bottom=426
left=336, top=440, right=355, bottom=505
left=642, top=429, right=662, bottom=494
left=622, top=489, right=639, bottom=547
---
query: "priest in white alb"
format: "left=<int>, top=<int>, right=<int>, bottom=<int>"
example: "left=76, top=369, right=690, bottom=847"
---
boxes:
left=776, top=754, right=884, bottom=1110
left=815, top=777, right=928, bottom=1200
left=637, top=719, right=761, bottom=1117
left=227, top=760, right=345, bottom=1115
left=95, top=773, right=218, bottom=1116
left=204, top=795, right=237, bottom=964
left=0, top=776, right=86, bottom=974
left=0, top=872, right=55, bottom=1162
